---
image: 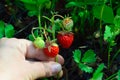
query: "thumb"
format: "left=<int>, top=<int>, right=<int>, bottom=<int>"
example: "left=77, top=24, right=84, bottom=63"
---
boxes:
left=27, top=61, right=62, bottom=79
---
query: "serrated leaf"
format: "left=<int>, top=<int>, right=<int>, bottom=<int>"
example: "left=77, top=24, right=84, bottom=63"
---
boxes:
left=73, top=49, right=81, bottom=63
left=0, top=21, right=5, bottom=37
left=91, top=63, right=104, bottom=80
left=104, top=25, right=113, bottom=41
left=82, top=49, right=96, bottom=63
left=78, top=63, right=93, bottom=73
left=114, top=15, right=120, bottom=28
left=93, top=5, right=114, bottom=23
left=118, top=70, right=120, bottom=80
left=65, top=1, right=85, bottom=8
left=5, top=24, right=15, bottom=38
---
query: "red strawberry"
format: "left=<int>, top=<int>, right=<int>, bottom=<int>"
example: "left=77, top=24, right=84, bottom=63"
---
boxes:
left=57, top=32, right=74, bottom=48
left=43, top=42, right=59, bottom=58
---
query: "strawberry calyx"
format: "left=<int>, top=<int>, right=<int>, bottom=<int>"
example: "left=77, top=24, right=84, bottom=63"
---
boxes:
left=58, top=31, right=74, bottom=35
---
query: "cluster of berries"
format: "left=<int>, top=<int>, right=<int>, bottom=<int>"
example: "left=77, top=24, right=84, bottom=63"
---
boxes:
left=33, top=17, right=74, bottom=58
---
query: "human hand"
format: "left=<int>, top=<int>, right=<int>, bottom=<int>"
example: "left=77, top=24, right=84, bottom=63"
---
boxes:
left=0, top=38, right=64, bottom=80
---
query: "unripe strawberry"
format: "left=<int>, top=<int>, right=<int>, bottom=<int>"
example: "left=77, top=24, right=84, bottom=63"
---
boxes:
left=33, top=37, right=45, bottom=48
left=43, top=43, right=59, bottom=58
left=62, top=17, right=73, bottom=31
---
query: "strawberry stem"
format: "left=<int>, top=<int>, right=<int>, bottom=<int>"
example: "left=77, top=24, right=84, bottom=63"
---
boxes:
left=53, top=14, right=64, bottom=19
left=31, top=27, right=40, bottom=39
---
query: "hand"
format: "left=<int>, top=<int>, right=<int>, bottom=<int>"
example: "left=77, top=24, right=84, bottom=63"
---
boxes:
left=0, top=38, right=64, bottom=80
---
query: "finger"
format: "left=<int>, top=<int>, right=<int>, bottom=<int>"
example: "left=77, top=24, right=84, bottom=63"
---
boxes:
left=18, top=39, right=64, bottom=64
left=27, top=61, right=62, bottom=79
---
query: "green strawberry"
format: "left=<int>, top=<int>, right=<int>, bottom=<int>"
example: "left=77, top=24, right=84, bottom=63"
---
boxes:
left=62, top=17, right=73, bottom=31
left=33, top=37, right=45, bottom=48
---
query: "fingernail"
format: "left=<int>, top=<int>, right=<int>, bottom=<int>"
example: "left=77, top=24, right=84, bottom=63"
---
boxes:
left=51, top=63, right=62, bottom=75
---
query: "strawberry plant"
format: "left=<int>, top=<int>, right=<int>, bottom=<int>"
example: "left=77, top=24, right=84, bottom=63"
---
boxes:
left=0, top=0, right=120, bottom=80
left=73, top=49, right=96, bottom=73
left=104, top=15, right=120, bottom=69
left=90, top=63, right=104, bottom=80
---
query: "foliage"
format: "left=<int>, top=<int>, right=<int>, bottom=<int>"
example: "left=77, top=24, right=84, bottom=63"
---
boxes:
left=90, top=63, right=104, bottom=80
left=93, top=4, right=114, bottom=23
left=0, top=20, right=15, bottom=38
left=20, top=0, right=50, bottom=17
left=73, top=49, right=96, bottom=73
left=104, top=15, right=120, bottom=68
left=118, top=70, right=120, bottom=80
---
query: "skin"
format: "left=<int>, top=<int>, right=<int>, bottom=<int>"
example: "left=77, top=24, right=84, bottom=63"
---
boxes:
left=0, top=38, right=64, bottom=80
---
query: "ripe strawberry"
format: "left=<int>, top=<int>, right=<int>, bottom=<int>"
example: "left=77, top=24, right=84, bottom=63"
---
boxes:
left=57, top=32, right=74, bottom=48
left=33, top=37, right=45, bottom=48
left=43, top=42, right=59, bottom=57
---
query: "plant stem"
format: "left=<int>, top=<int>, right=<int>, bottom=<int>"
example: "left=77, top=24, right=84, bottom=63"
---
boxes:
left=38, top=6, right=41, bottom=28
left=99, top=2, right=105, bottom=53
left=110, top=49, right=120, bottom=67
left=107, top=44, right=111, bottom=69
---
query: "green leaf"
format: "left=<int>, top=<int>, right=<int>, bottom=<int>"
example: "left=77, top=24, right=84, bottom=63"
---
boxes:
left=28, top=10, right=38, bottom=17
left=28, top=30, right=39, bottom=41
left=118, top=70, right=120, bottom=80
left=65, top=1, right=85, bottom=8
left=37, top=0, right=50, bottom=4
left=52, top=25, right=56, bottom=32
left=73, top=49, right=81, bottom=63
left=93, top=5, right=114, bottom=23
left=91, top=63, right=104, bottom=80
left=5, top=24, right=15, bottom=38
left=78, top=63, right=93, bottom=73
left=117, top=7, right=120, bottom=16
left=0, top=21, right=5, bottom=38
left=114, top=15, right=120, bottom=28
left=84, top=0, right=103, bottom=3
left=23, top=3, right=37, bottom=11
left=104, top=25, right=112, bottom=41
left=47, top=28, right=53, bottom=33
left=20, top=0, right=36, bottom=4
left=82, top=49, right=96, bottom=63
left=28, top=34, right=35, bottom=41
left=0, top=34, right=3, bottom=38
left=54, top=19, right=61, bottom=31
